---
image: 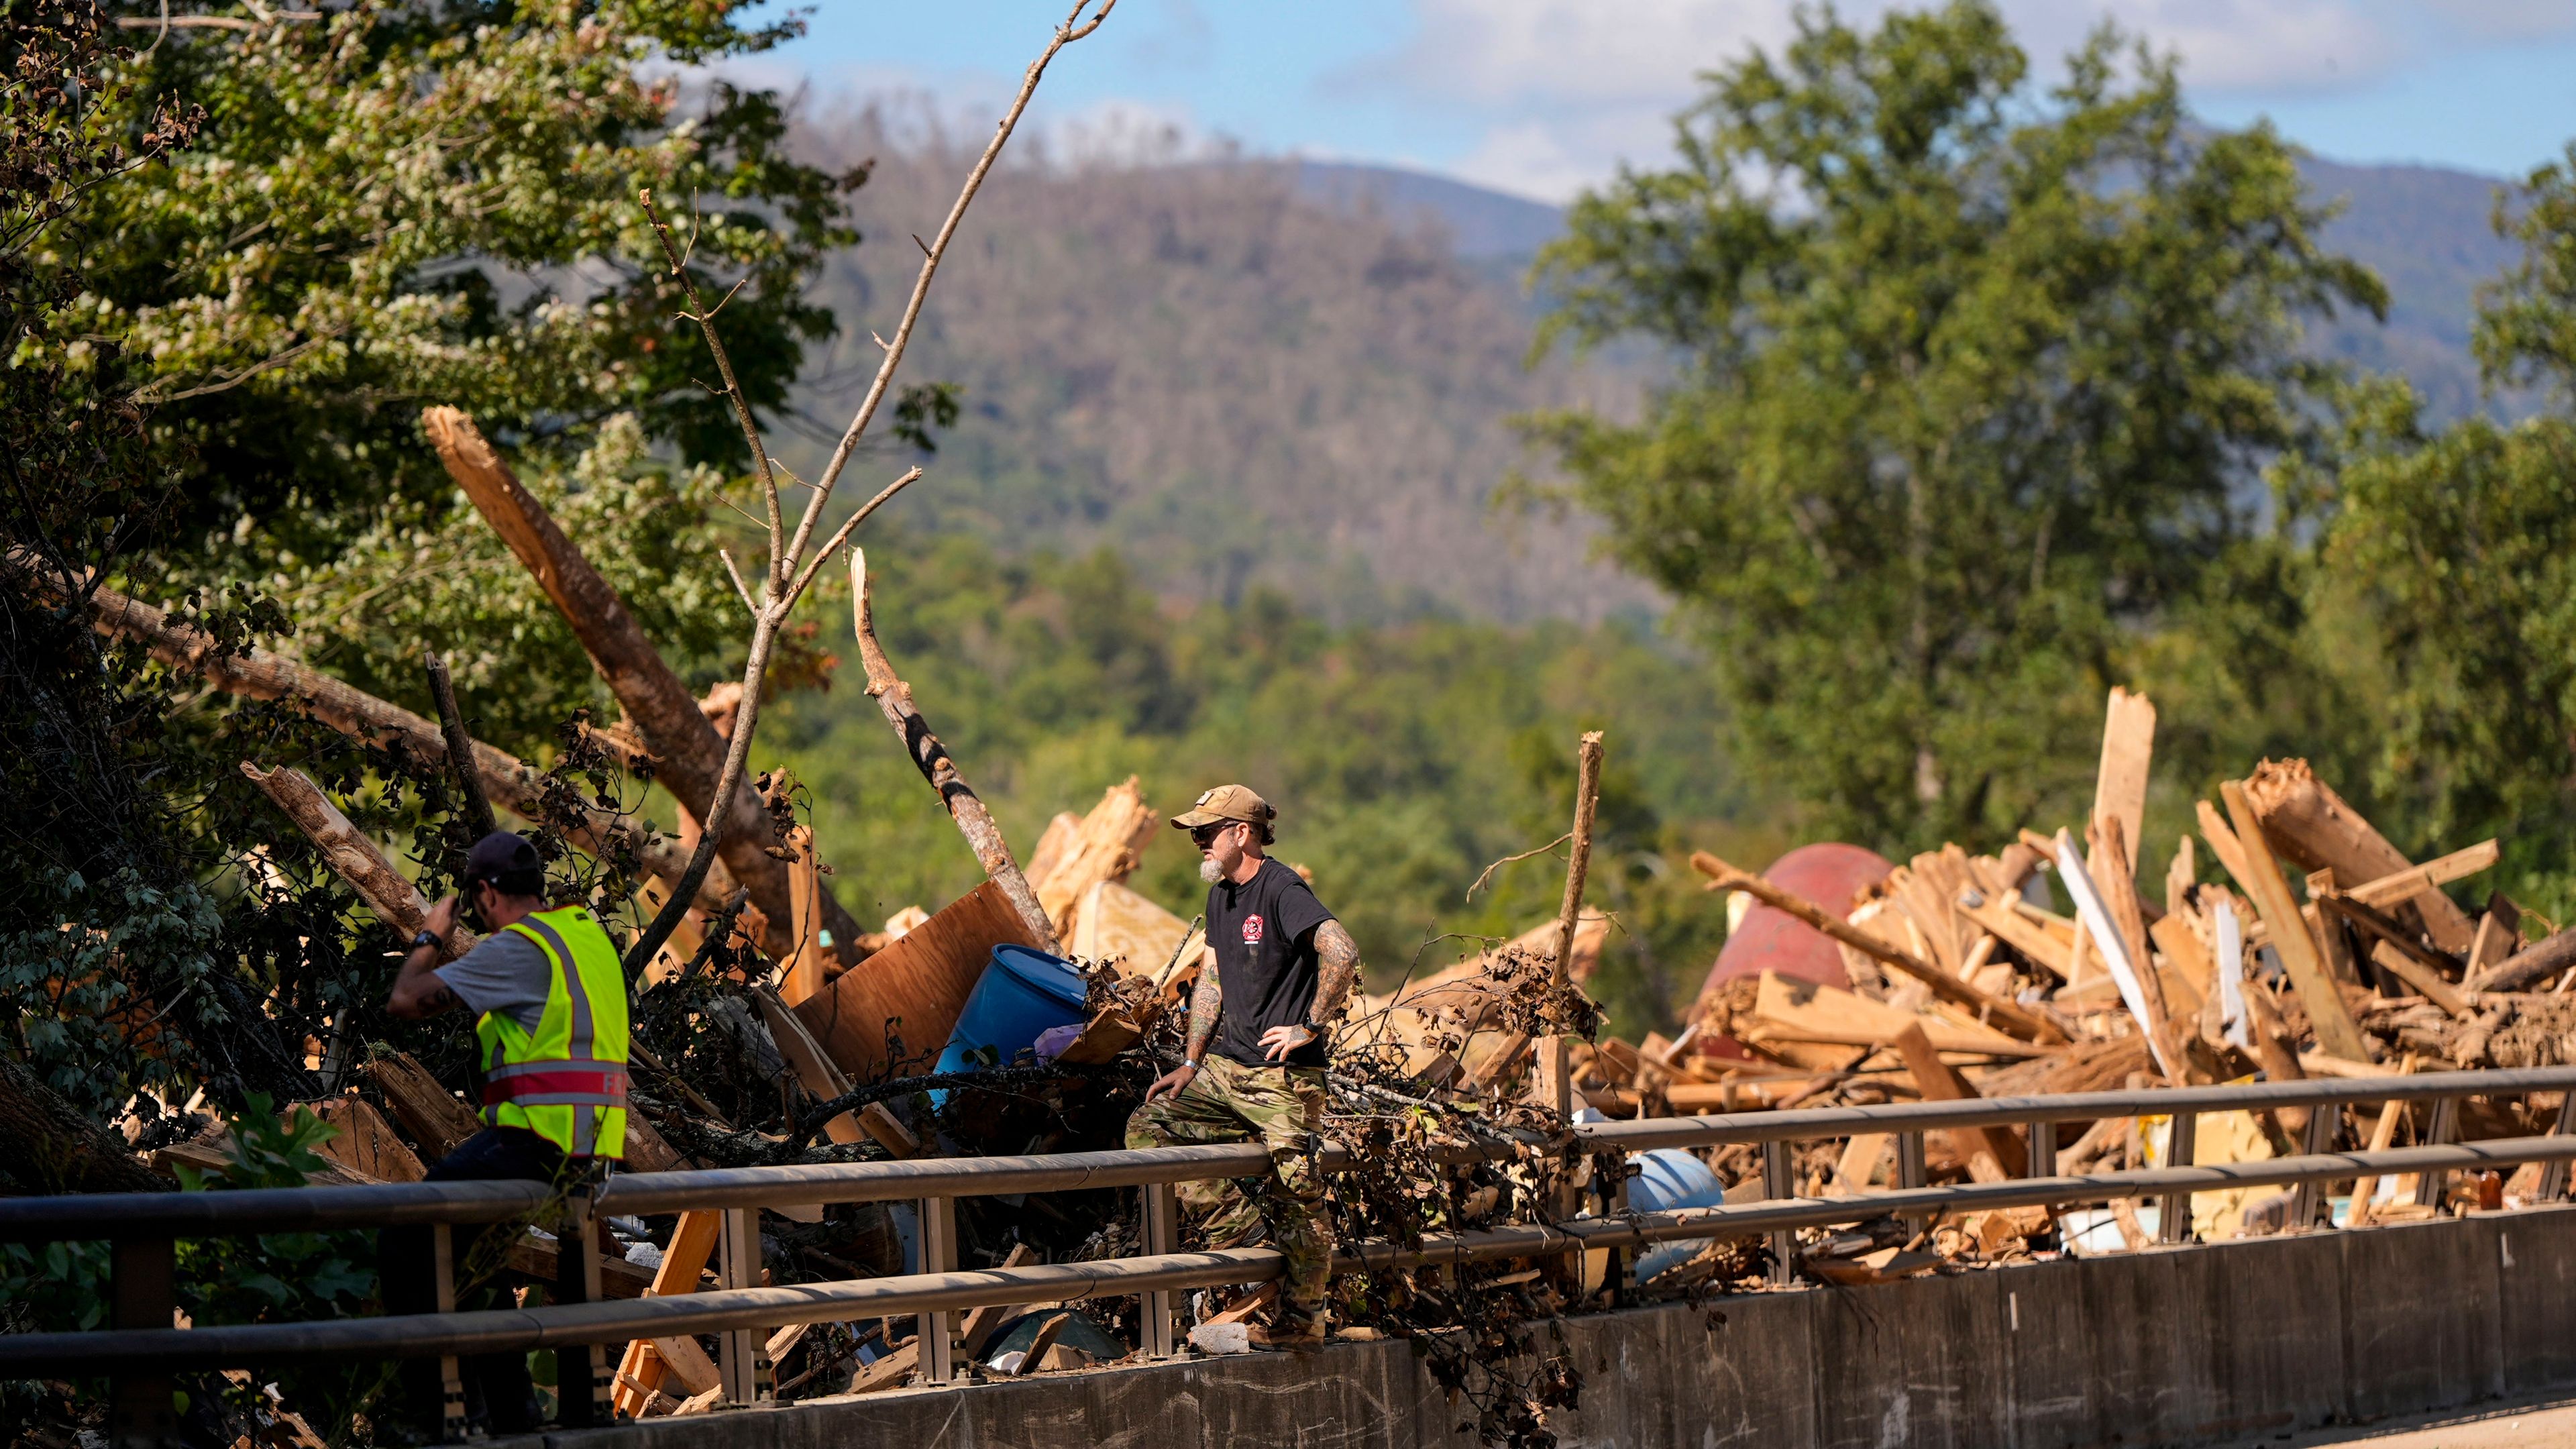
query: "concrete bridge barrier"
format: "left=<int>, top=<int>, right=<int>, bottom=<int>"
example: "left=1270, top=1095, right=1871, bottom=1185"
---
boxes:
left=519, top=1204, right=2576, bottom=1449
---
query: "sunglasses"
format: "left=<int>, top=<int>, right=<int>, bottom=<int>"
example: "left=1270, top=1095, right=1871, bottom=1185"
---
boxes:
left=1189, top=822, right=1236, bottom=847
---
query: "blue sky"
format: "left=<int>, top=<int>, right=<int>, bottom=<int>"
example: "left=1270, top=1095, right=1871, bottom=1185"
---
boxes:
left=759, top=1, right=2576, bottom=201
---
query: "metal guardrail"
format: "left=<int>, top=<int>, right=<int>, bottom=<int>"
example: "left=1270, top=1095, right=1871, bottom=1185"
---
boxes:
left=9, top=1067, right=2576, bottom=1436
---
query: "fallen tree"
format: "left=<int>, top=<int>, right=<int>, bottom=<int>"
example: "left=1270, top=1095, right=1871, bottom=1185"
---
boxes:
left=12, top=558, right=731, bottom=914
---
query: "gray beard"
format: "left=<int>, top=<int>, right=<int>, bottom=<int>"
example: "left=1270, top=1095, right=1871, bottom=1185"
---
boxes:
left=1199, top=857, right=1224, bottom=884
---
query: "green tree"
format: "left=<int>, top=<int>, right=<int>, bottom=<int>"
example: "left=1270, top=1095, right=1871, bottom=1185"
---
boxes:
left=34, top=0, right=877, bottom=749
left=1528, top=1, right=2382, bottom=851
left=2316, top=142, right=2576, bottom=916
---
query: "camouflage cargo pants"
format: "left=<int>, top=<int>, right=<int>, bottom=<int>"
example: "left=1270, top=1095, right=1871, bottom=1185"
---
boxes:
left=1125, top=1053, right=1332, bottom=1331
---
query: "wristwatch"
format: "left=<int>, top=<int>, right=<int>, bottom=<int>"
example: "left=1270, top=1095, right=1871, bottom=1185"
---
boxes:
left=411, top=928, right=443, bottom=953
left=1182, top=1057, right=1202, bottom=1071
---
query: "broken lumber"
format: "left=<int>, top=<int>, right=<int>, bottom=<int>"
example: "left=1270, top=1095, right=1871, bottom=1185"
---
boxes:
left=1741, top=971, right=2044, bottom=1059
left=2214, top=782, right=2373, bottom=1063
left=2243, top=759, right=2475, bottom=953
left=363, top=1052, right=482, bottom=1162
left=297, top=1096, right=425, bottom=1183
left=795, top=879, right=1044, bottom=1081
left=241, top=763, right=475, bottom=961
left=424, top=408, right=848, bottom=957
left=748, top=986, right=864, bottom=1146
left=1891, top=1022, right=2025, bottom=1180
left=612, top=1210, right=726, bottom=1418
left=1689, top=852, right=2067, bottom=1044
left=2091, top=686, right=2156, bottom=892
left=38, top=568, right=726, bottom=912
left=850, top=549, right=1057, bottom=951
left=2469, top=926, right=2576, bottom=996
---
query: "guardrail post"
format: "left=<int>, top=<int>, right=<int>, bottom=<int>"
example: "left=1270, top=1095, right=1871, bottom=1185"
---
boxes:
left=109, top=1236, right=177, bottom=1449
left=1601, top=1153, right=1630, bottom=1307
left=1897, top=1131, right=1928, bottom=1228
left=2292, top=1104, right=2339, bottom=1229
left=554, top=1185, right=607, bottom=1428
left=2159, top=1111, right=2198, bottom=1244
left=918, top=1195, right=958, bottom=1383
left=1140, top=1181, right=1179, bottom=1358
left=433, top=1224, right=468, bottom=1440
left=716, top=1207, right=767, bottom=1403
left=1762, top=1139, right=1794, bottom=1285
left=2538, top=1093, right=2576, bottom=1202
left=2028, top=1118, right=2057, bottom=1179
left=2412, top=1097, right=2461, bottom=1210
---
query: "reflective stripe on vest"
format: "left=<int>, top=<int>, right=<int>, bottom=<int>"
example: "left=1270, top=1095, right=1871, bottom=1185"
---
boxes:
left=471, top=904, right=631, bottom=1159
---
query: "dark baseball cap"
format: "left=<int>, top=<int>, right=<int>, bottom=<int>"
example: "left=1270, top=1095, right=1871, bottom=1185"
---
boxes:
left=463, top=830, right=542, bottom=887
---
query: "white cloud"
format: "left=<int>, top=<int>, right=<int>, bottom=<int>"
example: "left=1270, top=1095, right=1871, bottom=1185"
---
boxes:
left=1364, top=0, right=2576, bottom=201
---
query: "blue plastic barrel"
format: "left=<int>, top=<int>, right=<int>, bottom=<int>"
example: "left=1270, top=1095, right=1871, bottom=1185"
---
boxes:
left=1629, top=1148, right=1728, bottom=1283
left=930, top=945, right=1090, bottom=1105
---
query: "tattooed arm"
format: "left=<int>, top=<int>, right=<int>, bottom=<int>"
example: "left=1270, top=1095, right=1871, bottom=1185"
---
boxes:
left=1308, top=919, right=1360, bottom=1029
left=1258, top=919, right=1360, bottom=1062
left=1146, top=955, right=1221, bottom=1101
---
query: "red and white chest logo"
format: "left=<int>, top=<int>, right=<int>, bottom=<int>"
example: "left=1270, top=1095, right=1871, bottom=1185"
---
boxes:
left=1241, top=913, right=1266, bottom=945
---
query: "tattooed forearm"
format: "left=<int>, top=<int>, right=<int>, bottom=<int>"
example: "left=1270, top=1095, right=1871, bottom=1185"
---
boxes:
left=1309, top=919, right=1360, bottom=1028
left=1185, top=963, right=1222, bottom=1061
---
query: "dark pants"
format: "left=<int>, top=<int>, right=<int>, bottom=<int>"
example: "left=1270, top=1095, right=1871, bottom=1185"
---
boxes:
left=382, top=1127, right=566, bottom=1438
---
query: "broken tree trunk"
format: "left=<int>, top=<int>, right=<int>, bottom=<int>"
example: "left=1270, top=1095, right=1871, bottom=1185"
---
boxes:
left=423, top=408, right=856, bottom=957
left=44, top=569, right=728, bottom=913
left=241, top=763, right=475, bottom=961
left=2242, top=758, right=2475, bottom=953
left=1688, top=852, right=2068, bottom=1044
left=1029, top=777, right=1159, bottom=941
left=0, top=1054, right=166, bottom=1193
left=849, top=548, right=1057, bottom=951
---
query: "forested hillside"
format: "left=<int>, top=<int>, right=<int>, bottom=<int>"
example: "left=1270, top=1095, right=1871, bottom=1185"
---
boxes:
left=779, top=120, right=1658, bottom=626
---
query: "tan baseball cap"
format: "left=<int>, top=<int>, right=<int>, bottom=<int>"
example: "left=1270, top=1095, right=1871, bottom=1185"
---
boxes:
left=1171, top=784, right=1275, bottom=830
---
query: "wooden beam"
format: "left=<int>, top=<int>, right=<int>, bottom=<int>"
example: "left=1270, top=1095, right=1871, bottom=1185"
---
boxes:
left=2344, top=840, right=2499, bottom=914
left=2215, top=782, right=2373, bottom=1063
left=1889, top=1023, right=2023, bottom=1181
left=2242, top=759, right=2475, bottom=953
left=2092, top=686, right=2156, bottom=886
left=1690, top=853, right=2068, bottom=1044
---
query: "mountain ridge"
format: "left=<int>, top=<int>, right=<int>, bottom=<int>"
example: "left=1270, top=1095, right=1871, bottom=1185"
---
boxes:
left=780, top=128, right=2522, bottom=626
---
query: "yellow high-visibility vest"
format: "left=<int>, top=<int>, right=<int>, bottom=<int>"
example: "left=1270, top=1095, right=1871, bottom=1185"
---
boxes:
left=472, top=905, right=629, bottom=1159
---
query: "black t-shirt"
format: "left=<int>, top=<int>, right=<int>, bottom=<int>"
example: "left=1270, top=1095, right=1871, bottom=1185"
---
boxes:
left=1207, top=858, right=1336, bottom=1069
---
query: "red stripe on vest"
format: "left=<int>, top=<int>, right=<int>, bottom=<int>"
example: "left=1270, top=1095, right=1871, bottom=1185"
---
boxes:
left=482, top=1069, right=629, bottom=1106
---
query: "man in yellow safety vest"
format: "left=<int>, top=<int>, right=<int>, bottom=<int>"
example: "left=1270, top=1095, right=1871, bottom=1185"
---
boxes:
left=381, top=829, right=631, bottom=1435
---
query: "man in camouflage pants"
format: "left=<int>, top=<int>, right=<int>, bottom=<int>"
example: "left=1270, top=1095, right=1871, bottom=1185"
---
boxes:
left=1128, top=785, right=1361, bottom=1347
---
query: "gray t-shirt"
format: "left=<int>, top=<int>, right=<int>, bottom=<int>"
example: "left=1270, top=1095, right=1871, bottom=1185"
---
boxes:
left=434, top=930, right=552, bottom=1035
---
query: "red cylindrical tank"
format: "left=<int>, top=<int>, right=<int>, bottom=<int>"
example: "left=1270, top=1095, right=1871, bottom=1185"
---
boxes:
left=1696, top=843, right=1894, bottom=1061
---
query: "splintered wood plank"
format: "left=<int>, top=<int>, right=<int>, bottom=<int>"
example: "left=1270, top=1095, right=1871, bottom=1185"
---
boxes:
left=2092, top=686, right=2157, bottom=877
left=2217, top=781, right=2373, bottom=1063
left=1690, top=853, right=2067, bottom=1044
left=1957, top=890, right=2072, bottom=977
left=1745, top=971, right=2043, bottom=1058
left=2243, top=759, right=2475, bottom=953
left=2165, top=835, right=2198, bottom=924
left=1888, top=1024, right=2023, bottom=1180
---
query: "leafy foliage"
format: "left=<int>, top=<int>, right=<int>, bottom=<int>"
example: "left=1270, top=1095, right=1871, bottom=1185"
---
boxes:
left=768, top=535, right=1771, bottom=1038
left=1528, top=1, right=2383, bottom=852
left=2312, top=142, right=2576, bottom=918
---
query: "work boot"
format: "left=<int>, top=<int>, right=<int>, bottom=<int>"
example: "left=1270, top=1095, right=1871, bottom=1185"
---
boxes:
left=1270, top=1309, right=1327, bottom=1353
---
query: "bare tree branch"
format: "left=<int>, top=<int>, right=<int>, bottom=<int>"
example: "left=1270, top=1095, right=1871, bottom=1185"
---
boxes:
left=615, top=0, right=1112, bottom=976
